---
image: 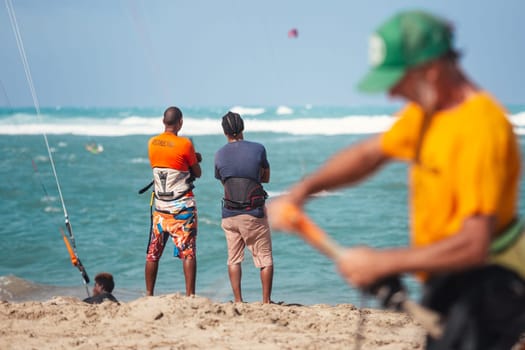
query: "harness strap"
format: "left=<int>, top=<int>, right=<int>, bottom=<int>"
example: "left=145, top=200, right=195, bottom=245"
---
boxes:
left=138, top=180, right=154, bottom=194
left=155, top=186, right=194, bottom=202
left=490, top=218, right=524, bottom=254
left=489, top=217, right=525, bottom=280
left=145, top=191, right=154, bottom=254
left=222, top=177, right=267, bottom=210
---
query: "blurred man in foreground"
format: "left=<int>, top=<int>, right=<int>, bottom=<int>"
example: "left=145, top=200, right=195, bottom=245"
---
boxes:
left=270, top=10, right=525, bottom=349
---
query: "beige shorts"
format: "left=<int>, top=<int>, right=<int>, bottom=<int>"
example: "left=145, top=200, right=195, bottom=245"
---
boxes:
left=222, top=214, right=273, bottom=268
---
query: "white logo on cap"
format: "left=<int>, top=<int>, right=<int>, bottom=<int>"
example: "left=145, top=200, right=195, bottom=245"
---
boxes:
left=369, top=34, right=386, bottom=67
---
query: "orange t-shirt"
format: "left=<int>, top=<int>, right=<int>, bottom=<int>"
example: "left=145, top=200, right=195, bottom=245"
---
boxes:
left=148, top=132, right=198, bottom=171
left=380, top=92, right=520, bottom=248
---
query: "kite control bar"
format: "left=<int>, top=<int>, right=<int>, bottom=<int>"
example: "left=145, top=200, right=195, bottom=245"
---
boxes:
left=60, top=226, right=90, bottom=296
left=268, top=201, right=443, bottom=339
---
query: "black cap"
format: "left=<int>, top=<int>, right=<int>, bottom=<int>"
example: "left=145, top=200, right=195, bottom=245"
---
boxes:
left=222, top=111, right=244, bottom=136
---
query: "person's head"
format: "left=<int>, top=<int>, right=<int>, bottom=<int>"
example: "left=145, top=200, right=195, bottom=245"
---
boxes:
left=358, top=11, right=463, bottom=112
left=163, top=106, right=183, bottom=133
left=221, top=111, right=244, bottom=140
left=93, top=272, right=115, bottom=295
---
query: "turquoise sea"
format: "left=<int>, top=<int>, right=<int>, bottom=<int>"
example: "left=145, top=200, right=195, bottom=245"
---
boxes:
left=1, top=104, right=525, bottom=306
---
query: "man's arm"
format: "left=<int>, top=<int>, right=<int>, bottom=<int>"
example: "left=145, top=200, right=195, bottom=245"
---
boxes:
left=336, top=214, right=494, bottom=287
left=260, top=167, right=270, bottom=183
left=188, top=139, right=202, bottom=178
left=190, top=162, right=202, bottom=178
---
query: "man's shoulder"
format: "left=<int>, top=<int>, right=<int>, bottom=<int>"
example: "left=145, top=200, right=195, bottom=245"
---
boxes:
left=240, top=140, right=266, bottom=152
left=151, top=132, right=190, bottom=141
left=148, top=134, right=160, bottom=143
left=83, top=292, right=119, bottom=304
left=215, top=144, right=229, bottom=157
left=149, top=133, right=193, bottom=149
left=243, top=139, right=264, bottom=146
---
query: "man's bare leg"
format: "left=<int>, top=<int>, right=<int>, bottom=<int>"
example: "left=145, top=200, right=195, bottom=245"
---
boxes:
left=145, top=260, right=159, bottom=296
left=228, top=263, right=243, bottom=302
left=260, top=265, right=273, bottom=304
left=183, top=258, right=196, bottom=296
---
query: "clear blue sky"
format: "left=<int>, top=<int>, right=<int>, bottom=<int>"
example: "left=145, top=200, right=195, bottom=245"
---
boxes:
left=1, top=0, right=524, bottom=108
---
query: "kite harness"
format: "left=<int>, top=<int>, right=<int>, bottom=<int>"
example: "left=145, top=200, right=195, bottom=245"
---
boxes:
left=222, top=177, right=268, bottom=210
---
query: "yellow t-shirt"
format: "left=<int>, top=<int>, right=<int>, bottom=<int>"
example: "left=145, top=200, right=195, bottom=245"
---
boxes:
left=380, top=92, right=520, bottom=248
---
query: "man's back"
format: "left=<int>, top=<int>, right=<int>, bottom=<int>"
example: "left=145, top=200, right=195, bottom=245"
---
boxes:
left=215, top=140, right=269, bottom=219
left=148, top=132, right=195, bottom=171
left=215, top=140, right=268, bottom=181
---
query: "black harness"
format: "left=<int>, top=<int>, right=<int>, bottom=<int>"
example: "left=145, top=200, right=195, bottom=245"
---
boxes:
left=222, top=177, right=268, bottom=210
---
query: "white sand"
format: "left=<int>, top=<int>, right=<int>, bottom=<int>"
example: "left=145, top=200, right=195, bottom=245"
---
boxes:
left=0, top=294, right=427, bottom=349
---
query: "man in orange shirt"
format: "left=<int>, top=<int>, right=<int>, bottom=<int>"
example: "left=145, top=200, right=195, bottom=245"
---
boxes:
left=145, top=106, right=201, bottom=296
left=270, top=10, right=525, bottom=349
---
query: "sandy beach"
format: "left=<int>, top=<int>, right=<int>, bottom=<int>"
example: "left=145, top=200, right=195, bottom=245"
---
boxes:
left=0, top=294, right=427, bottom=350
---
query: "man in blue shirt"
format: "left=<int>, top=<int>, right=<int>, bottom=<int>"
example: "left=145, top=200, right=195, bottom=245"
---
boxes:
left=214, top=111, right=274, bottom=303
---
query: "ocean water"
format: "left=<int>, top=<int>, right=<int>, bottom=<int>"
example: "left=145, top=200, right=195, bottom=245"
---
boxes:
left=1, top=104, right=525, bottom=306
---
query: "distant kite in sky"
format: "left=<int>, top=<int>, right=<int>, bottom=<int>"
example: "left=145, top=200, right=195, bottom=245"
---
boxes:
left=288, top=28, right=298, bottom=38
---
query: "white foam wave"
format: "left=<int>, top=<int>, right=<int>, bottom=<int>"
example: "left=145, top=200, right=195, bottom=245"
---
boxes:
left=0, top=115, right=395, bottom=136
left=32, top=155, right=49, bottom=162
left=508, top=112, right=525, bottom=135
left=229, top=106, right=265, bottom=116
left=44, top=206, right=61, bottom=213
left=130, top=157, right=149, bottom=164
left=266, top=190, right=287, bottom=198
left=2, top=112, right=524, bottom=136
left=246, top=115, right=395, bottom=135
left=510, top=112, right=525, bottom=127
left=40, top=196, right=57, bottom=203
left=266, top=189, right=342, bottom=198
left=514, top=128, right=525, bottom=135
left=276, top=106, right=293, bottom=115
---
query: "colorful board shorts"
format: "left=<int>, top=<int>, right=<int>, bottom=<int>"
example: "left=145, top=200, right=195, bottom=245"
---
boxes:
left=146, top=206, right=197, bottom=261
left=221, top=214, right=273, bottom=268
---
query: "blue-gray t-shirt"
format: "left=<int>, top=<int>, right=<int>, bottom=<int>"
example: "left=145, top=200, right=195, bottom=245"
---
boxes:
left=214, top=140, right=269, bottom=218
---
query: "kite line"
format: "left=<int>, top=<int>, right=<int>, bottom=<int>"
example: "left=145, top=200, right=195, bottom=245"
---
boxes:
left=4, top=0, right=90, bottom=296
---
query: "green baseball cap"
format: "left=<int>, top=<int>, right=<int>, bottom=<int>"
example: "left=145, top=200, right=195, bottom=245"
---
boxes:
left=357, top=10, right=453, bottom=93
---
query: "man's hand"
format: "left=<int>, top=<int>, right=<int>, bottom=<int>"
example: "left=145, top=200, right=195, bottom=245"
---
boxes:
left=267, top=195, right=303, bottom=233
left=336, top=247, right=390, bottom=288
left=196, top=152, right=202, bottom=163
